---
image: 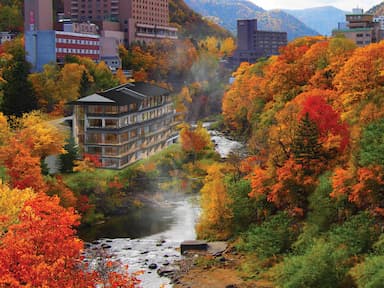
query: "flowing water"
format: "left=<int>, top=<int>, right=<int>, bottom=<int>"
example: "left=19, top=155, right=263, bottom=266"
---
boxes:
left=82, top=130, right=243, bottom=287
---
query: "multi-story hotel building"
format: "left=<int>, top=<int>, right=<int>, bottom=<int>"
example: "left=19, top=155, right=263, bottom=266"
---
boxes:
left=333, top=8, right=383, bottom=47
left=71, top=82, right=179, bottom=169
left=231, top=19, right=287, bottom=68
left=63, top=0, right=177, bottom=45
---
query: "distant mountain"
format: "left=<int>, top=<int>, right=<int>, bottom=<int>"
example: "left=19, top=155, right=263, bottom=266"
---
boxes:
left=183, top=0, right=319, bottom=40
left=284, top=6, right=347, bottom=36
left=367, top=1, right=384, bottom=15
left=169, top=0, right=232, bottom=41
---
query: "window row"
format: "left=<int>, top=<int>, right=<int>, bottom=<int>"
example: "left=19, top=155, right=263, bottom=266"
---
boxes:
left=56, top=38, right=100, bottom=45
left=56, top=47, right=99, bottom=54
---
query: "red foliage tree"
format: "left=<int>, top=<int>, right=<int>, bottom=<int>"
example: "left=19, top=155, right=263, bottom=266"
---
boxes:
left=299, top=94, right=349, bottom=152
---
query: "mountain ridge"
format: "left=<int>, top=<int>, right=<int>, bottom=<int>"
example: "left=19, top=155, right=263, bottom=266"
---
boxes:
left=183, top=0, right=319, bottom=40
left=283, top=6, right=348, bottom=36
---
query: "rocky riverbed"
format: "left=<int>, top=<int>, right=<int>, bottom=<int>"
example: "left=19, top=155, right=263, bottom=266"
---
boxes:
left=84, top=197, right=200, bottom=288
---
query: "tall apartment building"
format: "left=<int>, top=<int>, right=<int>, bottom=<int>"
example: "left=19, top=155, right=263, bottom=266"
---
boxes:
left=63, top=0, right=177, bottom=45
left=24, top=0, right=53, bottom=32
left=71, top=82, right=179, bottom=169
left=333, top=8, right=383, bottom=47
left=24, top=0, right=123, bottom=71
left=231, top=19, right=287, bottom=68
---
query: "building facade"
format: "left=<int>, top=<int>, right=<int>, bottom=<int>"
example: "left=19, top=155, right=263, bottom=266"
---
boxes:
left=333, top=8, right=383, bottom=47
left=0, top=32, right=17, bottom=45
left=71, top=82, right=179, bottom=169
left=231, top=19, right=287, bottom=67
left=63, top=0, right=177, bottom=45
left=25, top=30, right=100, bottom=71
left=24, top=0, right=53, bottom=32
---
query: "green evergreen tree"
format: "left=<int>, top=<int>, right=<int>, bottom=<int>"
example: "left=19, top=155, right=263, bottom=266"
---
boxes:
left=1, top=43, right=38, bottom=116
left=59, top=136, right=79, bottom=173
left=291, top=113, right=322, bottom=174
left=79, top=70, right=91, bottom=97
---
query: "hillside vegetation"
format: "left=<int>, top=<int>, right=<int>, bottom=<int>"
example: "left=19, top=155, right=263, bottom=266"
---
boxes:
left=192, top=35, right=384, bottom=286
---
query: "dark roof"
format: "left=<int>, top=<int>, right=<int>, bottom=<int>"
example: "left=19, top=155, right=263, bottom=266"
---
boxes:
left=72, top=82, right=169, bottom=106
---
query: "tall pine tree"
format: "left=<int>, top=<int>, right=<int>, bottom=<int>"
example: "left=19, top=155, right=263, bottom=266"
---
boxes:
left=1, top=40, right=37, bottom=116
left=291, top=112, right=323, bottom=174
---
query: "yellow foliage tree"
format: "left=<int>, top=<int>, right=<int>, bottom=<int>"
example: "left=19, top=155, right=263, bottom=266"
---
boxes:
left=220, top=37, right=236, bottom=57
left=17, top=111, right=66, bottom=158
left=196, top=163, right=233, bottom=240
left=0, top=182, right=35, bottom=235
left=0, top=113, right=11, bottom=145
left=57, top=63, right=88, bottom=102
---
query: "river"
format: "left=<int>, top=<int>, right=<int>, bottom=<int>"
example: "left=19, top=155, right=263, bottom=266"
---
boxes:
left=82, top=130, right=243, bottom=287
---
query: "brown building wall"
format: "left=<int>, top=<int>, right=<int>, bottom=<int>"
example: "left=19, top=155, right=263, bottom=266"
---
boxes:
left=24, top=0, right=53, bottom=31
left=63, top=0, right=174, bottom=44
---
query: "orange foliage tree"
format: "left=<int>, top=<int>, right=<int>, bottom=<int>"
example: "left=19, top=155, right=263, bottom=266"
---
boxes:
left=179, top=122, right=213, bottom=161
left=0, top=192, right=141, bottom=287
left=0, top=137, right=47, bottom=191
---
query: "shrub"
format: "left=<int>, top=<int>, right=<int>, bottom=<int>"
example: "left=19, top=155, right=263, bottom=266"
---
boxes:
left=237, top=211, right=299, bottom=259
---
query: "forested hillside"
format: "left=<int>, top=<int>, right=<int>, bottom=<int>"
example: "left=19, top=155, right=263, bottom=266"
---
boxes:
left=197, top=35, right=384, bottom=286
left=169, top=0, right=232, bottom=40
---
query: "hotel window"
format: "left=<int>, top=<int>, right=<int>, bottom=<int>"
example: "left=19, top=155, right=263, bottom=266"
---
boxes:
left=105, top=119, right=118, bottom=128
left=120, top=132, right=129, bottom=143
left=130, top=129, right=137, bottom=138
left=89, top=119, right=102, bottom=127
left=87, top=146, right=102, bottom=154
left=105, top=105, right=118, bottom=114
left=88, top=105, right=103, bottom=113
left=105, top=133, right=118, bottom=144
left=104, top=146, right=118, bottom=156
left=87, top=133, right=102, bottom=144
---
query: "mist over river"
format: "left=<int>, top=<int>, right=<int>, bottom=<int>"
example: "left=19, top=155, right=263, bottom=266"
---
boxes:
left=80, top=129, right=243, bottom=287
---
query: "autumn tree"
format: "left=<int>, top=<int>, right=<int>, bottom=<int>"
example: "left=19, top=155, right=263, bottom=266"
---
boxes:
left=0, top=192, right=141, bottom=287
left=179, top=122, right=213, bottom=161
left=17, top=111, right=66, bottom=158
left=196, top=163, right=233, bottom=240
left=334, top=41, right=384, bottom=121
left=0, top=111, right=65, bottom=191
left=0, top=182, right=35, bottom=235
left=0, top=137, right=47, bottom=191
left=29, top=63, right=60, bottom=112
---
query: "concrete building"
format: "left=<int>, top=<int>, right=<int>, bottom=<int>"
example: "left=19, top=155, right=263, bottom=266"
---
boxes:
left=25, top=30, right=100, bottom=71
left=333, top=8, right=382, bottom=47
left=63, top=0, right=177, bottom=45
left=71, top=82, right=179, bottom=169
left=231, top=19, right=287, bottom=67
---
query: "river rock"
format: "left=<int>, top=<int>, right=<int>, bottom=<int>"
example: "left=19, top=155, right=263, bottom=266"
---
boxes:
left=157, top=265, right=180, bottom=277
left=180, top=240, right=208, bottom=254
left=149, top=263, right=158, bottom=269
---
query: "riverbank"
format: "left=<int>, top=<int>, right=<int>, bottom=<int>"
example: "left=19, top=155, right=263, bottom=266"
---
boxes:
left=170, top=243, right=273, bottom=288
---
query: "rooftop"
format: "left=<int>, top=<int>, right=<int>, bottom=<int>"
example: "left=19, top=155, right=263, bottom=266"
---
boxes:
left=72, top=82, right=170, bottom=106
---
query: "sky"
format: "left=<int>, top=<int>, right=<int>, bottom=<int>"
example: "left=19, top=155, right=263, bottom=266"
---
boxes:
left=249, top=0, right=380, bottom=12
